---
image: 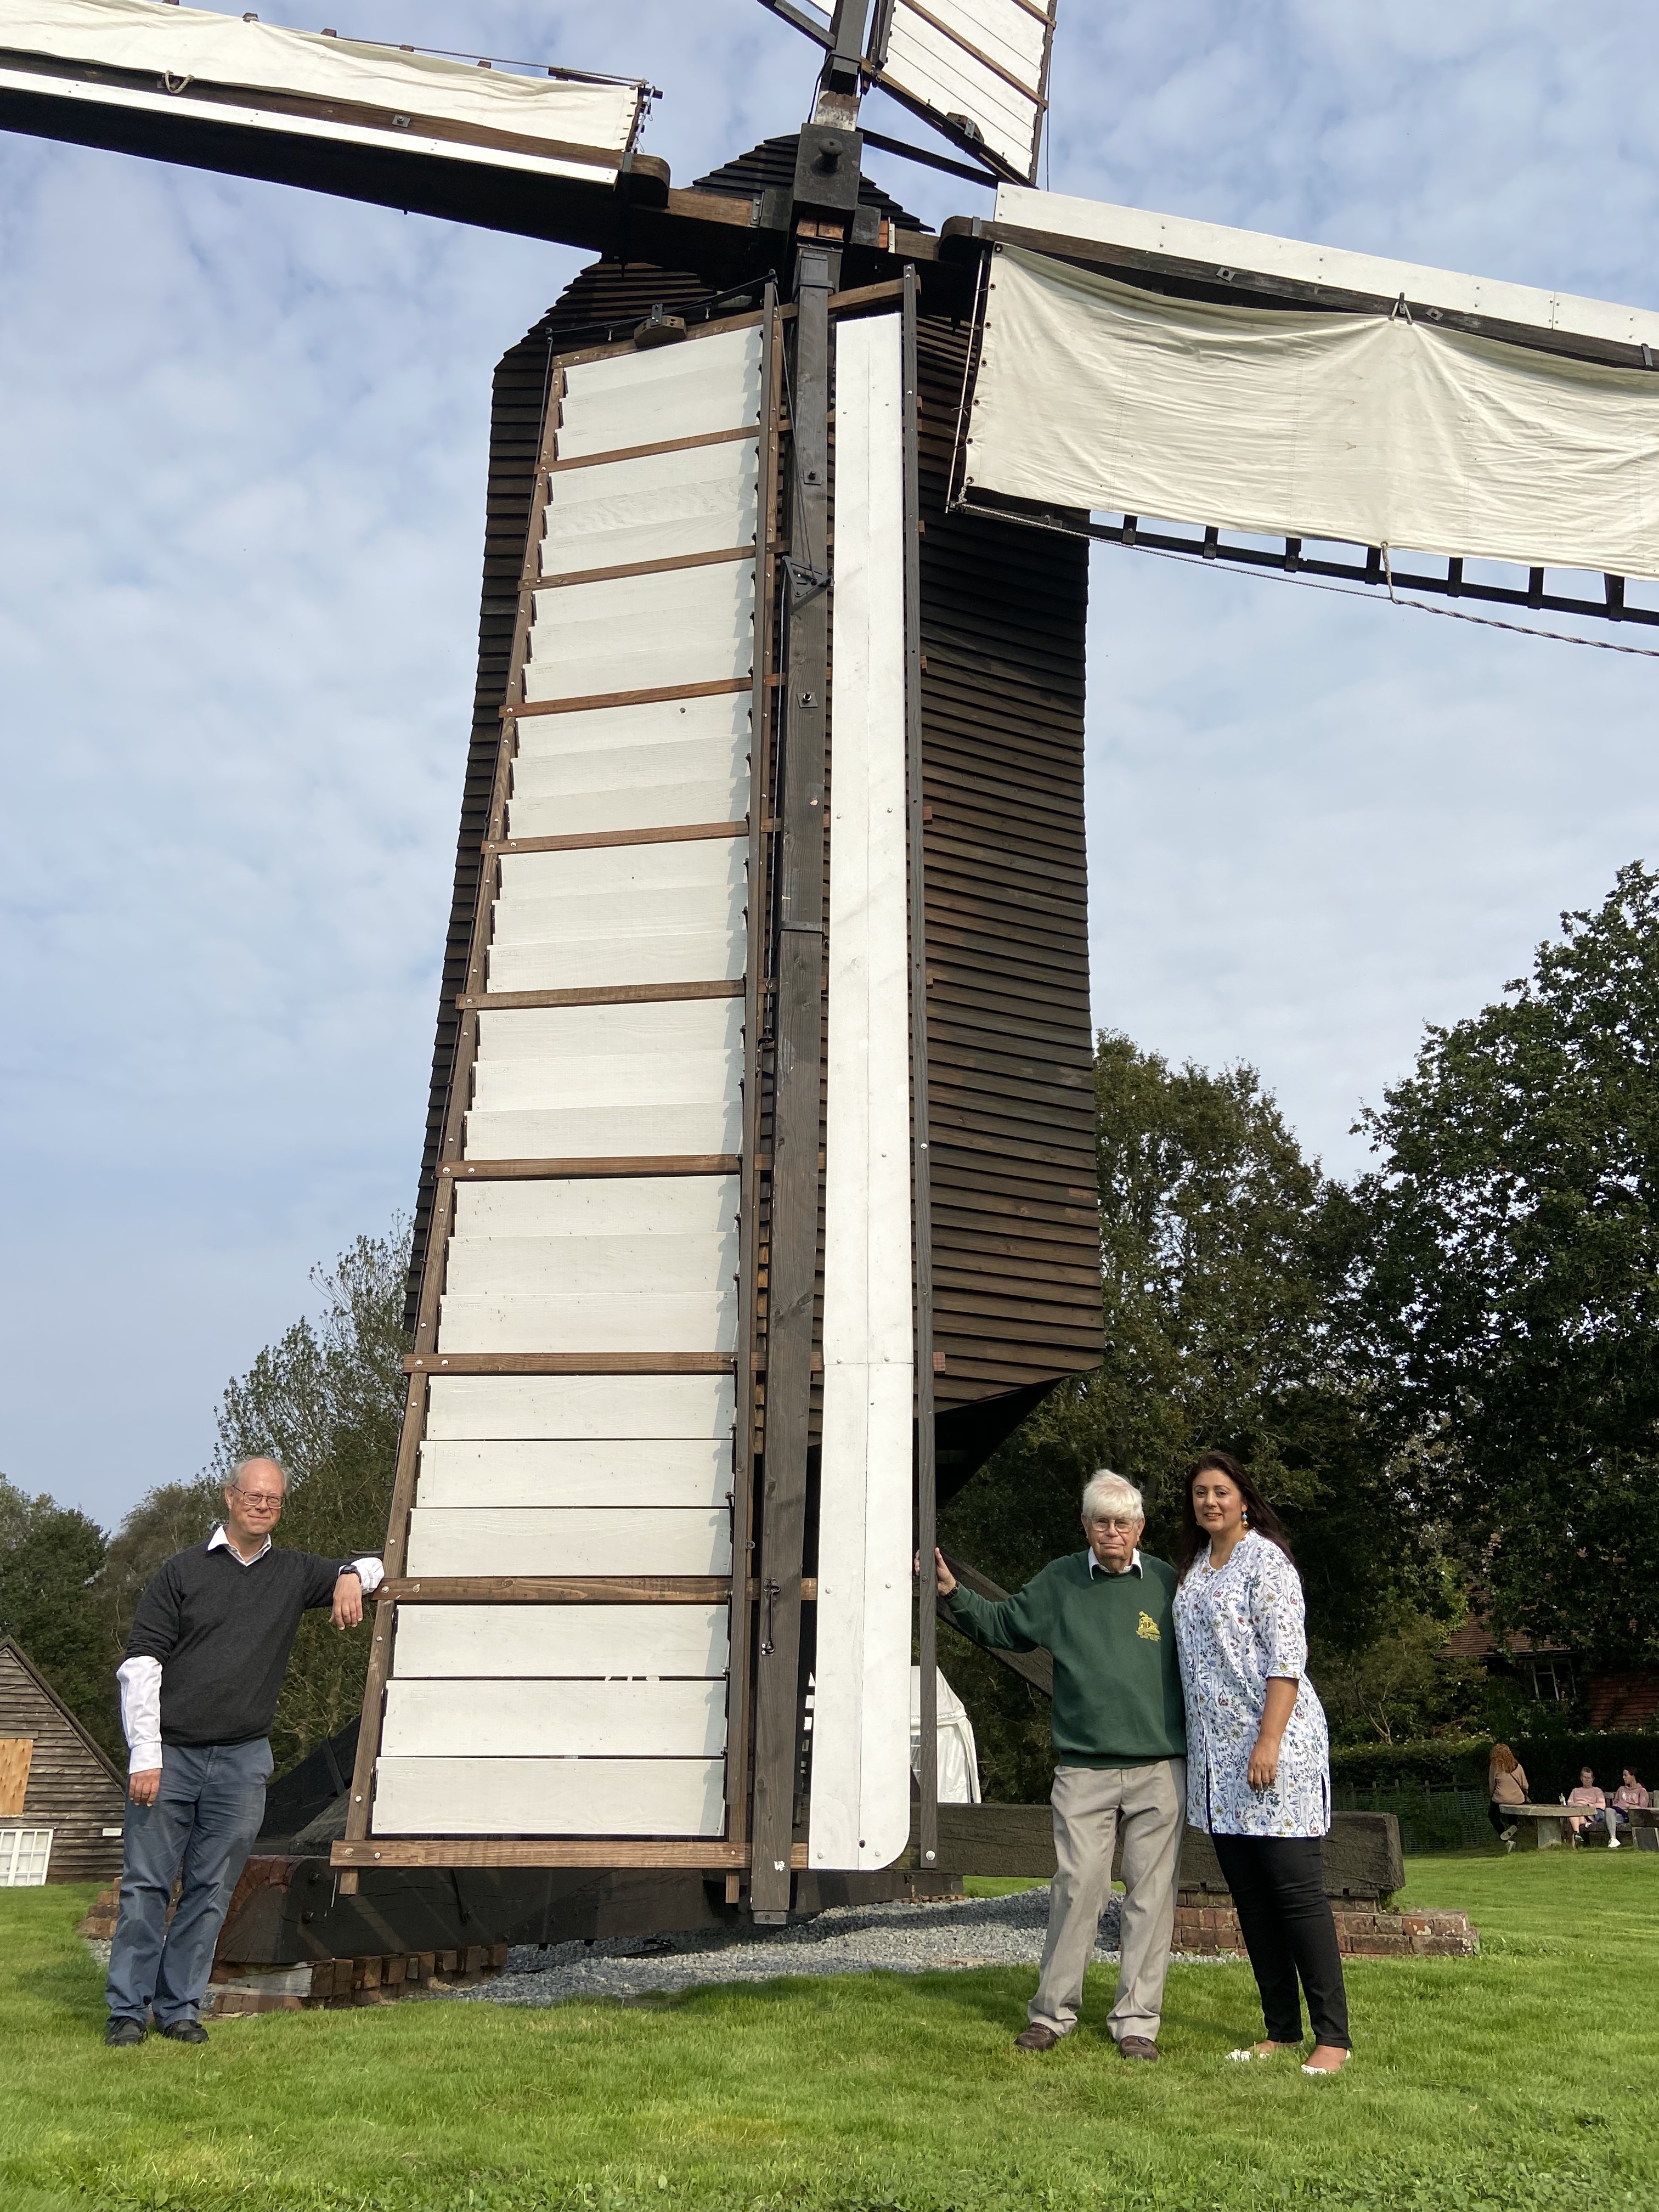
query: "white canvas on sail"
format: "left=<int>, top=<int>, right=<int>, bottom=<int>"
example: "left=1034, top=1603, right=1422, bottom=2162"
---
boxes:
left=964, top=243, right=1659, bottom=580
left=0, top=0, right=641, bottom=176
left=877, top=0, right=1051, bottom=181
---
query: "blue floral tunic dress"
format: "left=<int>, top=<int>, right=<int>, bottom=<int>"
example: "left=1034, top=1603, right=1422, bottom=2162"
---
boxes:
left=1171, top=1529, right=1331, bottom=1838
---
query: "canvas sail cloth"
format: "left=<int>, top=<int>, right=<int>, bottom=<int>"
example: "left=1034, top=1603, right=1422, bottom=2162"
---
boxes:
left=0, top=0, right=642, bottom=175
left=963, top=242, right=1659, bottom=581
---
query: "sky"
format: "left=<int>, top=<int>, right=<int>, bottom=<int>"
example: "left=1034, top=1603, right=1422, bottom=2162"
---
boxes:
left=4, top=0, right=1659, bottom=1531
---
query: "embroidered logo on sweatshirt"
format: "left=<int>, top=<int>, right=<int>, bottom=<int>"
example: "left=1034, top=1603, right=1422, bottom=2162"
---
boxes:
left=1136, top=1611, right=1160, bottom=1641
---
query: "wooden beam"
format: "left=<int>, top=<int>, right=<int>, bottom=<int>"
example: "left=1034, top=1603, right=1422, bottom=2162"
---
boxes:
left=546, top=424, right=759, bottom=475
left=332, top=1840, right=811, bottom=1871
left=510, top=675, right=751, bottom=719
left=458, top=979, right=744, bottom=1012
left=490, top=822, right=746, bottom=858
left=530, top=545, right=755, bottom=592
left=749, top=243, right=836, bottom=1922
left=383, top=1576, right=733, bottom=1604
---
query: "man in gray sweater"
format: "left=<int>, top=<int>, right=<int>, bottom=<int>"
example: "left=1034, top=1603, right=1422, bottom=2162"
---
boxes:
left=105, top=1457, right=382, bottom=2045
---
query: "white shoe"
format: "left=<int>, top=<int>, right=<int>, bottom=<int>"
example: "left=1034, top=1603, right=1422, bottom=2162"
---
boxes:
left=1609, top=1838, right=1621, bottom=1849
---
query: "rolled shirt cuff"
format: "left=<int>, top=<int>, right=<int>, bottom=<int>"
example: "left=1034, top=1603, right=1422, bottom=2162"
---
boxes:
left=345, top=1556, right=385, bottom=1593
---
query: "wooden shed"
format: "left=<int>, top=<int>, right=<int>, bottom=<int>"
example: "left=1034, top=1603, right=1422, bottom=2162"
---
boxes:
left=0, top=1639, right=126, bottom=1883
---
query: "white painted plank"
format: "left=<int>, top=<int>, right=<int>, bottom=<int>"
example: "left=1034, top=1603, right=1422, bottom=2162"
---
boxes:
left=436, top=1289, right=737, bottom=1356
left=464, top=1101, right=741, bottom=1161
left=541, top=439, right=758, bottom=573
left=381, top=1679, right=727, bottom=1759
left=513, top=743, right=745, bottom=803
left=424, top=1373, right=734, bottom=1441
left=523, top=562, right=754, bottom=703
left=405, top=1506, right=732, bottom=1577
left=392, top=1602, right=729, bottom=1679
left=416, top=1438, right=730, bottom=1510
left=474, top=995, right=743, bottom=1065
left=486, top=933, right=743, bottom=995
left=508, top=781, right=748, bottom=842
left=490, top=890, right=744, bottom=948
left=499, top=836, right=747, bottom=901
left=443, top=1234, right=736, bottom=1298
left=557, top=326, right=764, bottom=460
left=810, top=313, right=915, bottom=1875
left=884, top=0, right=1041, bottom=173
left=452, top=1178, right=737, bottom=1239
left=514, top=690, right=751, bottom=763
left=371, top=1756, right=727, bottom=1837
left=470, top=1048, right=737, bottom=1111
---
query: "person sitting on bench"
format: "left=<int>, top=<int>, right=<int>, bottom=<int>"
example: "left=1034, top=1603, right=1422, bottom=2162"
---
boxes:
left=1605, top=1768, right=1650, bottom=1848
left=1565, top=1768, right=1606, bottom=1846
left=1487, top=1744, right=1528, bottom=1849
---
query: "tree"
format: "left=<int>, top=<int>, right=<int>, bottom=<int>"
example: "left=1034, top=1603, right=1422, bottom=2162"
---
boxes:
left=939, top=1034, right=1443, bottom=1796
left=0, top=1472, right=113, bottom=1748
left=1346, top=863, right=1659, bottom=1669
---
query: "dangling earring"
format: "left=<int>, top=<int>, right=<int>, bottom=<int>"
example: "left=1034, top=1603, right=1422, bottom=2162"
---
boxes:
left=1240, top=1509, right=1249, bottom=1526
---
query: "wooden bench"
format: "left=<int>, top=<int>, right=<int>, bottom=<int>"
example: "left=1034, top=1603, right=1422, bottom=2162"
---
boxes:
left=1505, top=1803, right=1659, bottom=1850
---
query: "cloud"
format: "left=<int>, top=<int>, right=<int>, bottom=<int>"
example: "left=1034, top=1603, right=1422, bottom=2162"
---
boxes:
left=2, top=0, right=1656, bottom=1521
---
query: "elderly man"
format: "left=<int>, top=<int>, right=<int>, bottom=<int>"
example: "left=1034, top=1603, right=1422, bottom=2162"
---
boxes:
left=105, top=1457, right=383, bottom=2046
left=929, top=1470, right=1186, bottom=2059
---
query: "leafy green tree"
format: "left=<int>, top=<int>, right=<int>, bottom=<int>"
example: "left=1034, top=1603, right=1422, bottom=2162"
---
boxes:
left=1344, top=862, right=1659, bottom=1670
left=0, top=1472, right=113, bottom=1748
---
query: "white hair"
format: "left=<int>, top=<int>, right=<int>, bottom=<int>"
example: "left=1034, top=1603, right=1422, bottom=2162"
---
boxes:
left=1081, top=1469, right=1144, bottom=1523
left=228, top=1457, right=290, bottom=1494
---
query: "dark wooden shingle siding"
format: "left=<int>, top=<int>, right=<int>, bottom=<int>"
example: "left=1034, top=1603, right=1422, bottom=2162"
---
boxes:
left=0, top=1643, right=126, bottom=1883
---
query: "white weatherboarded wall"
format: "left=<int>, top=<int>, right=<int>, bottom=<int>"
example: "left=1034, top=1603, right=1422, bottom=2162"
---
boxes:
left=965, top=244, right=1659, bottom=581
left=374, top=324, right=764, bottom=1842
left=808, top=312, right=914, bottom=1874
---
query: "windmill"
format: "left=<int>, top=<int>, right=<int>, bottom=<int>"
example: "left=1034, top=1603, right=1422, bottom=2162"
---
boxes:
left=5, top=0, right=1657, bottom=1953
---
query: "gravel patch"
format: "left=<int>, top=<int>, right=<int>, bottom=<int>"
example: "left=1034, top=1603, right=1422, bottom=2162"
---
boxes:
left=433, top=1887, right=1229, bottom=2007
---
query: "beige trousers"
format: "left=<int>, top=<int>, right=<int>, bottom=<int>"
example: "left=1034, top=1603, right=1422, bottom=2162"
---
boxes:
left=1029, top=1759, right=1186, bottom=2044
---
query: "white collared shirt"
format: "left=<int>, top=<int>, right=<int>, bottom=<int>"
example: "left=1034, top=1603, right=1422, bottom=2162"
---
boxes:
left=117, top=1533, right=385, bottom=1771
left=1088, top=1545, right=1144, bottom=1578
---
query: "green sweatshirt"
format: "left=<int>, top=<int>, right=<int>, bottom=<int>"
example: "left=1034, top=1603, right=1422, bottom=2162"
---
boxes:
left=943, top=1551, right=1187, bottom=1769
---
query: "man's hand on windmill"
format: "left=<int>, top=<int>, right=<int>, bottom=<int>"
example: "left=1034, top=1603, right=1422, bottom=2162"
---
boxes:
left=913, top=1547, right=957, bottom=1597
left=331, top=1568, right=364, bottom=1631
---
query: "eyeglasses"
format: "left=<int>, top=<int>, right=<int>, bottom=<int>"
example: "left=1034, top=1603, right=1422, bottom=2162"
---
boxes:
left=1088, top=1518, right=1140, bottom=1536
left=232, top=1489, right=284, bottom=1512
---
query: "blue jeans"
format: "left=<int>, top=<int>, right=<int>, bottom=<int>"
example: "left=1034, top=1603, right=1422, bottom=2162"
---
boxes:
left=106, top=1739, right=272, bottom=2028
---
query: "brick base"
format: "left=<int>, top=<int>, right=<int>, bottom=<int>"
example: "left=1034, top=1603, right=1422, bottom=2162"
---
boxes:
left=1173, top=1899, right=1478, bottom=1957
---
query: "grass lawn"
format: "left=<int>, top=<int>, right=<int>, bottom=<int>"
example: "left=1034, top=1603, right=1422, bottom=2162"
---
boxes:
left=4, top=1853, right=1656, bottom=2212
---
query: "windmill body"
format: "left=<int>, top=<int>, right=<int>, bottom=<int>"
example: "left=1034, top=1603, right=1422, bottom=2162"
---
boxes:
left=4, top=0, right=1655, bottom=1946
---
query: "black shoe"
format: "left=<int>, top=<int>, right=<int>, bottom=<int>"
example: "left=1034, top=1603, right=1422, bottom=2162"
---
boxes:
left=105, top=2018, right=146, bottom=2047
left=156, top=2019, right=210, bottom=2044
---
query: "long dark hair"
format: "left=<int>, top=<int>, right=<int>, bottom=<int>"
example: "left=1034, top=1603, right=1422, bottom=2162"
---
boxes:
left=1175, top=1450, right=1295, bottom=1580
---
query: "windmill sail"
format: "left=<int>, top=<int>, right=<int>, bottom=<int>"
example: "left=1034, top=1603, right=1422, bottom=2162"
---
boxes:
left=956, top=188, right=1659, bottom=584
left=866, top=0, right=1055, bottom=183
left=0, top=0, right=646, bottom=229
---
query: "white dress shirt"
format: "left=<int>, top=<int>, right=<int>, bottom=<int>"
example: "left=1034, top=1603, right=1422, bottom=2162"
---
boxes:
left=1088, top=1546, right=1144, bottom=1578
left=117, top=1530, right=384, bottom=1771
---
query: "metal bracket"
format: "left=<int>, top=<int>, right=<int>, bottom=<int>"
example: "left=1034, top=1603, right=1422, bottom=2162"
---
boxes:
left=785, top=557, right=831, bottom=607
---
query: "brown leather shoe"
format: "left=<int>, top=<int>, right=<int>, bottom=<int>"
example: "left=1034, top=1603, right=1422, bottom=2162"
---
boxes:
left=1014, top=2023, right=1062, bottom=2052
left=1117, top=2036, right=1159, bottom=2062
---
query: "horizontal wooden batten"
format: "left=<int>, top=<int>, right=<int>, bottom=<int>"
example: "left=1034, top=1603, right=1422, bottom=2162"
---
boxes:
left=489, top=822, right=747, bottom=859
left=403, top=1352, right=737, bottom=1376
left=456, top=979, right=746, bottom=1012
left=530, top=545, right=757, bottom=593
left=438, top=1156, right=741, bottom=1181
left=383, top=1576, right=733, bottom=1604
left=511, top=676, right=754, bottom=720
left=546, top=424, right=760, bottom=476
left=332, top=1841, right=810, bottom=1870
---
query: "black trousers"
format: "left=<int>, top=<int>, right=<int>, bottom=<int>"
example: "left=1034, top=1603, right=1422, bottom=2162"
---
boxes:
left=1211, top=1833, right=1351, bottom=2050
left=1488, top=1801, right=1516, bottom=1838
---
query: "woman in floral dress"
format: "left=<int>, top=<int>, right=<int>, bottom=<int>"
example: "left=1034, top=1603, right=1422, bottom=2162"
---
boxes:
left=1172, top=1451, right=1351, bottom=2075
